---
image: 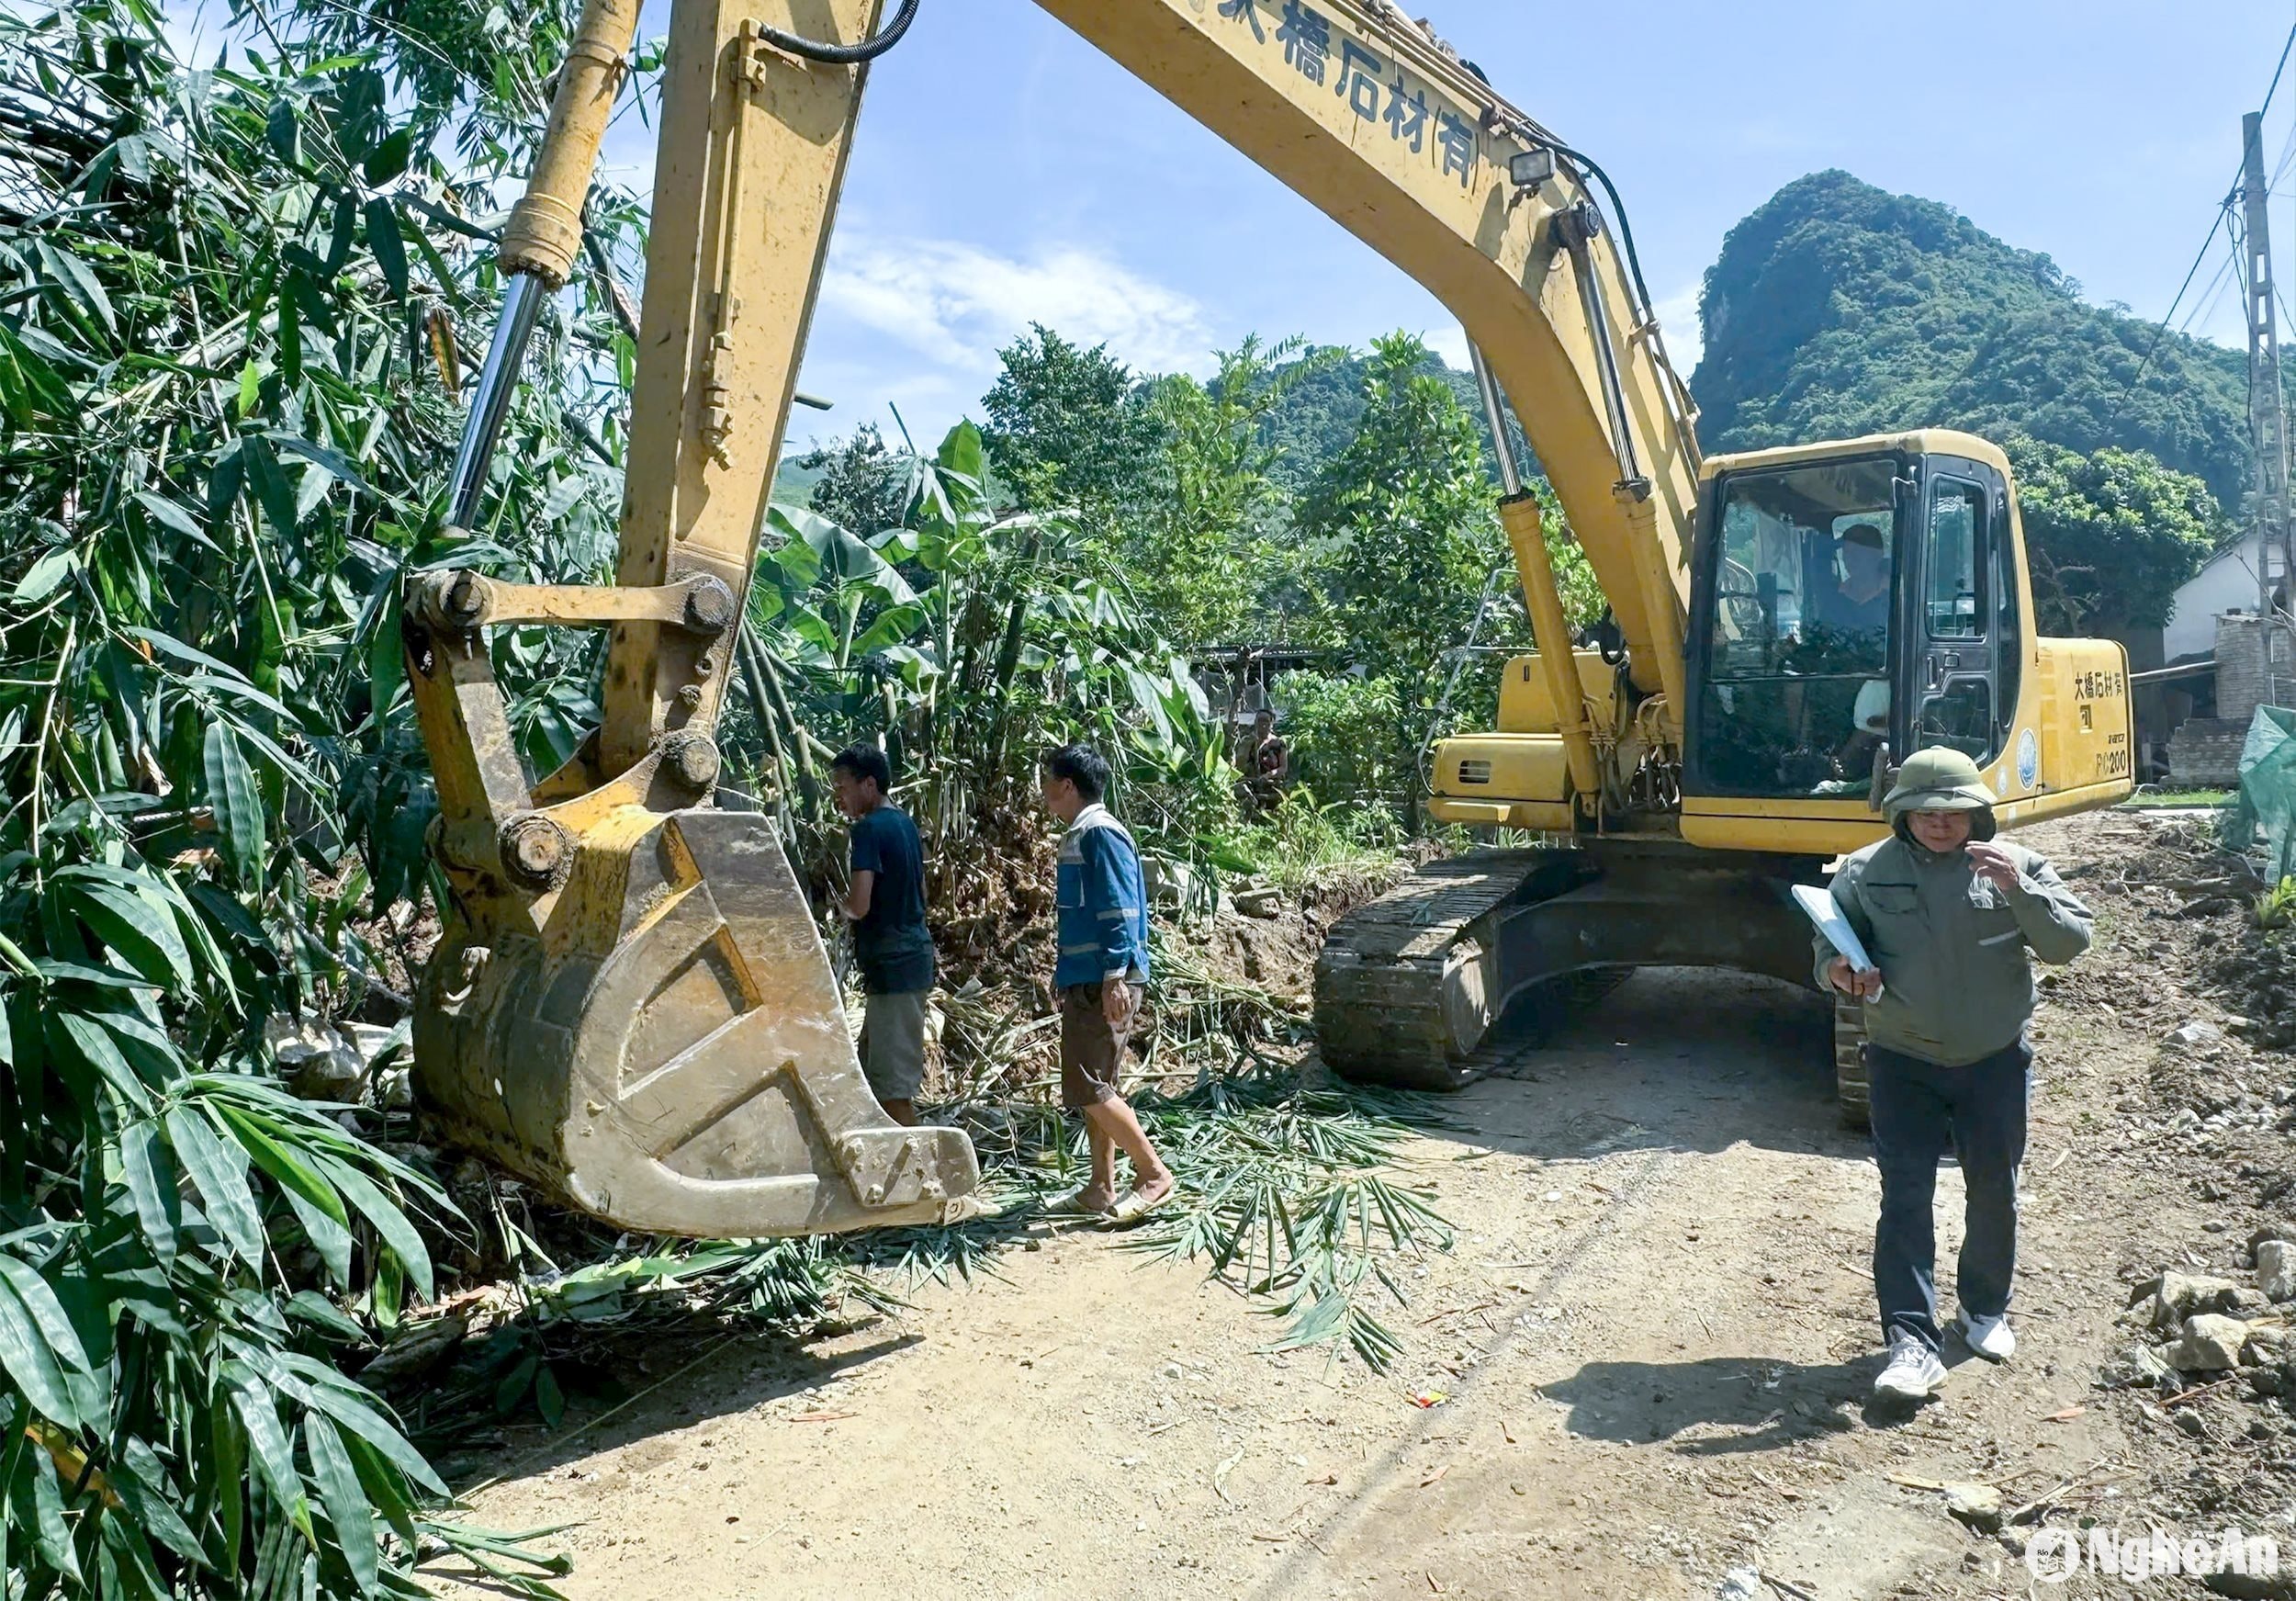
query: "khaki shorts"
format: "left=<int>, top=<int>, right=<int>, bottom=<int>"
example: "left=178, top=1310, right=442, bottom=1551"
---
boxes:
left=860, top=989, right=929, bottom=1104
left=1059, top=980, right=1140, bottom=1110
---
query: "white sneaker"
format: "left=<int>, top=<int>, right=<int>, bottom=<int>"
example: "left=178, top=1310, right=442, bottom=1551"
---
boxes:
left=1874, top=1336, right=1945, bottom=1401
left=1958, top=1311, right=2015, bottom=1362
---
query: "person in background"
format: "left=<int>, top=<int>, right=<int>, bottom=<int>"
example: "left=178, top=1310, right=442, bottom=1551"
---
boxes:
left=1819, top=747, right=2093, bottom=1403
left=1037, top=744, right=1174, bottom=1223
left=1246, top=708, right=1289, bottom=811
left=830, top=743, right=934, bottom=1127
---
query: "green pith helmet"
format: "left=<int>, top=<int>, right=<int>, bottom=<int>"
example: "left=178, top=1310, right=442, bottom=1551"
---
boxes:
left=1883, top=746, right=1998, bottom=840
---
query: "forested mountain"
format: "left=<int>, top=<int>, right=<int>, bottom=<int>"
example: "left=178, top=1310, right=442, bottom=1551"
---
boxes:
left=1692, top=170, right=2252, bottom=507
left=1255, top=345, right=1515, bottom=491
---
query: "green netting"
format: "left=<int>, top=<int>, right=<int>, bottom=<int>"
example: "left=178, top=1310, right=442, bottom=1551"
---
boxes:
left=2223, top=705, right=2296, bottom=885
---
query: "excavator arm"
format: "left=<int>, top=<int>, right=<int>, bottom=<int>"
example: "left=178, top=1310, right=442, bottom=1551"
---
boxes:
left=405, top=0, right=979, bottom=1237
left=1037, top=0, right=1703, bottom=746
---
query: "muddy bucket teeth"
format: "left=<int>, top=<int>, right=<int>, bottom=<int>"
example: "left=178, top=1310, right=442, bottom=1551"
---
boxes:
left=413, top=806, right=979, bottom=1238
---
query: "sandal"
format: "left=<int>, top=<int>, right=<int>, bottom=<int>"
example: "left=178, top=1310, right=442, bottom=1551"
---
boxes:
left=1103, top=1186, right=1172, bottom=1225
left=1046, top=1186, right=1115, bottom=1216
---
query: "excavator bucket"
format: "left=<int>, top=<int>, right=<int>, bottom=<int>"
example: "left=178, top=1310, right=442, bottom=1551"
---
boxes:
left=412, top=798, right=977, bottom=1238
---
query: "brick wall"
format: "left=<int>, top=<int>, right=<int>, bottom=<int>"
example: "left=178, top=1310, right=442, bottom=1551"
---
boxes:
left=2170, top=716, right=2248, bottom=786
left=2214, top=614, right=2296, bottom=725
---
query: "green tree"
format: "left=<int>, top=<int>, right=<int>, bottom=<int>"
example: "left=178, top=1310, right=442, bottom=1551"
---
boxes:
left=794, top=421, right=910, bottom=534
left=2002, top=434, right=2227, bottom=634
left=1291, top=333, right=1538, bottom=813
left=1125, top=336, right=1334, bottom=647
left=979, top=324, right=1167, bottom=535
left=1301, top=333, right=1521, bottom=680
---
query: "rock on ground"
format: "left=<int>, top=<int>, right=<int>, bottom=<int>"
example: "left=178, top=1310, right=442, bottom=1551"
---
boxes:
left=2167, top=1313, right=2254, bottom=1373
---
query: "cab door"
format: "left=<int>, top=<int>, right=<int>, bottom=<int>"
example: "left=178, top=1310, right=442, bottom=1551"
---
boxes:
left=1908, top=456, right=2007, bottom=765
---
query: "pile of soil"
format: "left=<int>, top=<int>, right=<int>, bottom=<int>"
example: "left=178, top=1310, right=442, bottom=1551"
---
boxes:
left=2031, top=813, right=2296, bottom=1552
left=1186, top=863, right=1411, bottom=999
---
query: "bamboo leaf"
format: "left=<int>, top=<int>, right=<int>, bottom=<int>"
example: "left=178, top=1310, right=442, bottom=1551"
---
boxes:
left=67, top=880, right=193, bottom=990
left=265, top=97, right=300, bottom=163
left=0, top=1268, right=77, bottom=1433
left=102, top=1507, right=170, bottom=1599
left=51, top=1011, right=155, bottom=1110
left=203, top=721, right=265, bottom=885
left=276, top=1372, right=446, bottom=1498
left=242, top=434, right=301, bottom=536
left=367, top=601, right=403, bottom=718
left=210, top=1392, right=246, bottom=1573
left=363, top=127, right=412, bottom=186
left=224, top=1364, right=313, bottom=1544
left=13, top=545, right=79, bottom=604
left=266, top=432, right=374, bottom=496
left=335, top=1430, right=417, bottom=1547
left=109, top=1438, right=208, bottom=1564
left=364, top=200, right=409, bottom=302
left=0, top=322, right=71, bottom=427
left=302, top=1414, right=378, bottom=1594
left=310, top=1154, right=433, bottom=1301
left=167, top=1105, right=264, bottom=1264
left=37, top=241, right=115, bottom=335
left=282, top=1187, right=354, bottom=1287
left=216, top=1104, right=348, bottom=1229
left=11, top=1420, right=81, bottom=1579
left=119, top=1120, right=184, bottom=1268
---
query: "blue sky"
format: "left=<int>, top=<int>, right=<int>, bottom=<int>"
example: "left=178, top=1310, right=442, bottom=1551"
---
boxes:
left=604, top=0, right=2292, bottom=454
left=220, top=0, right=2269, bottom=451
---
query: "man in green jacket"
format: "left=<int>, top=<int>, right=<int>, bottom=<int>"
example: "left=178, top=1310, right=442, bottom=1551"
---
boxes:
left=1819, top=748, right=2093, bottom=1403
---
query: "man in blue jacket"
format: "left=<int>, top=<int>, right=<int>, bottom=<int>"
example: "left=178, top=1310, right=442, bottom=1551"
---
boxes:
left=1039, top=744, right=1173, bottom=1223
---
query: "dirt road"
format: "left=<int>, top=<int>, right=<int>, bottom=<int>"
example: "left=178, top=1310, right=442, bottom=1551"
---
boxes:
left=440, top=816, right=2209, bottom=1600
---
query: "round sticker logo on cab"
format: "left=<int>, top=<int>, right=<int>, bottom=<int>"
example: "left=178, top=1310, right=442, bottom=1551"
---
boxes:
left=2016, top=728, right=2040, bottom=789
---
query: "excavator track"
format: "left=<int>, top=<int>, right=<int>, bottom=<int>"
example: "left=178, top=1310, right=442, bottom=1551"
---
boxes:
left=1313, top=850, right=1593, bottom=1091
left=1314, top=840, right=1827, bottom=1094
left=1833, top=993, right=1873, bottom=1131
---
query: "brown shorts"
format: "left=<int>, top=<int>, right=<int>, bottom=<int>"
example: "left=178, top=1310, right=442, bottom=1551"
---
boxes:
left=1059, top=980, right=1140, bottom=1110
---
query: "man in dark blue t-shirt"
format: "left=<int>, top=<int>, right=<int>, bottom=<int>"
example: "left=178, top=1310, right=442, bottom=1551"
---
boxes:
left=831, top=743, right=936, bottom=1126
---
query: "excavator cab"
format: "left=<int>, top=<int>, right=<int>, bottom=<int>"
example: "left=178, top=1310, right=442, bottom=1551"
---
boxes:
left=1679, top=430, right=2131, bottom=855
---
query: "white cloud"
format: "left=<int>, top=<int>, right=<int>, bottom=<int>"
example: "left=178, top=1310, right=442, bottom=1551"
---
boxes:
left=818, top=234, right=1215, bottom=378
left=1424, top=322, right=1472, bottom=372
left=1652, top=281, right=1704, bottom=375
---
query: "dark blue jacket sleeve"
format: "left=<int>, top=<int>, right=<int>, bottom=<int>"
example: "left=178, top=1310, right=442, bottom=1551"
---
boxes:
left=1081, top=828, right=1142, bottom=979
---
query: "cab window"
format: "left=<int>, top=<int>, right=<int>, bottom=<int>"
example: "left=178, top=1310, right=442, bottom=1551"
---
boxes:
left=1925, top=479, right=1986, bottom=638
left=1694, top=457, right=1897, bottom=798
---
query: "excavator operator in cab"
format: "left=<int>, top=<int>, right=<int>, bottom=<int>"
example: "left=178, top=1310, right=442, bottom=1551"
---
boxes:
left=1815, top=522, right=1892, bottom=641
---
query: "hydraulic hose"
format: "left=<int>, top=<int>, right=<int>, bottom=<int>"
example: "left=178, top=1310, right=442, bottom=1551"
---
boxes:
left=758, top=0, right=917, bottom=63
left=1549, top=141, right=1656, bottom=327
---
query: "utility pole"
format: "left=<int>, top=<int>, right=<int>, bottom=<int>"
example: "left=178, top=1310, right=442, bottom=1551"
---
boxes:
left=2243, top=110, right=2293, bottom=625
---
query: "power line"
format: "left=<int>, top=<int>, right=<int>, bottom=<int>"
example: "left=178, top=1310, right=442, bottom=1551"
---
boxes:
left=2122, top=18, right=2296, bottom=399
left=2127, top=204, right=2233, bottom=392
left=2266, top=15, right=2296, bottom=122
left=2180, top=234, right=2242, bottom=336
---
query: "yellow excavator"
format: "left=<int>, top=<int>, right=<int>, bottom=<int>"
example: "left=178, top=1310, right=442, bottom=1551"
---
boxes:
left=407, top=0, right=2134, bottom=1238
